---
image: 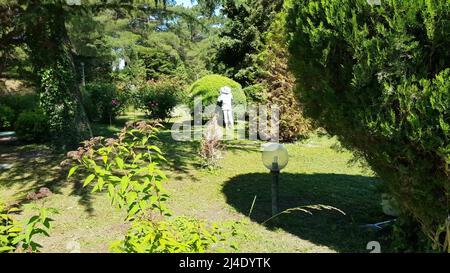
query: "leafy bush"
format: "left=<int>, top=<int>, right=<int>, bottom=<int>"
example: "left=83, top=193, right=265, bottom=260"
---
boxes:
left=111, top=217, right=238, bottom=253
left=83, top=82, right=124, bottom=124
left=66, top=121, right=239, bottom=253
left=15, top=109, right=49, bottom=143
left=135, top=79, right=186, bottom=121
left=286, top=0, right=450, bottom=251
left=257, top=8, right=311, bottom=142
left=0, top=93, right=38, bottom=126
left=0, top=104, right=14, bottom=130
left=189, top=74, right=246, bottom=107
left=0, top=203, right=56, bottom=253
left=67, top=121, right=170, bottom=221
left=0, top=93, right=38, bottom=115
left=242, top=84, right=268, bottom=104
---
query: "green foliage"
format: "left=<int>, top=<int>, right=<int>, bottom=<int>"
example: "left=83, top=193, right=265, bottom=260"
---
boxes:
left=189, top=74, right=246, bottom=107
left=212, top=0, right=284, bottom=85
left=0, top=204, right=56, bottom=253
left=83, top=82, right=124, bottom=124
left=111, top=216, right=238, bottom=253
left=13, top=206, right=56, bottom=253
left=286, top=0, right=450, bottom=251
left=134, top=79, right=187, bottom=121
left=0, top=104, right=14, bottom=130
left=0, top=206, right=20, bottom=253
left=24, top=2, right=93, bottom=148
left=0, top=93, right=38, bottom=125
left=389, top=215, right=433, bottom=253
left=66, top=120, right=239, bottom=253
left=15, top=109, right=49, bottom=143
left=67, top=121, right=170, bottom=221
left=255, top=7, right=312, bottom=142
left=242, top=84, right=267, bottom=104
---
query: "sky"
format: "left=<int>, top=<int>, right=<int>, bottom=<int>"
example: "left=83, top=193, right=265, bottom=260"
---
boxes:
left=176, top=0, right=195, bottom=8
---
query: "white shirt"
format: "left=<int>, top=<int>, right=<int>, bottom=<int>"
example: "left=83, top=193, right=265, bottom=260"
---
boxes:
left=218, top=92, right=233, bottom=111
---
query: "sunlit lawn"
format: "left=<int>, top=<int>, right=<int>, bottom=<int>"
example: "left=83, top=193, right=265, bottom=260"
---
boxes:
left=0, top=116, right=392, bottom=253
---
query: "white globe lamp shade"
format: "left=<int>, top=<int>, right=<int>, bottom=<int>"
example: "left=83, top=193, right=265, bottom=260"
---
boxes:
left=261, top=143, right=289, bottom=171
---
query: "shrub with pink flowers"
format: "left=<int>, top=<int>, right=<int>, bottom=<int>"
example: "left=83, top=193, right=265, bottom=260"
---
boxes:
left=135, top=78, right=186, bottom=121
left=82, top=82, right=126, bottom=124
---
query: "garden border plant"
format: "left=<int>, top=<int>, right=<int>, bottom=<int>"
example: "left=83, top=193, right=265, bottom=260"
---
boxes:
left=66, top=120, right=239, bottom=253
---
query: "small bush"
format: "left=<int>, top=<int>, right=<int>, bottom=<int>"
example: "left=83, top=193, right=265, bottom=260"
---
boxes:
left=135, top=79, right=186, bottom=121
left=199, top=116, right=224, bottom=169
left=111, top=217, right=238, bottom=253
left=0, top=104, right=15, bottom=130
left=83, top=82, right=124, bottom=124
left=242, top=84, right=268, bottom=104
left=0, top=93, right=38, bottom=126
left=189, top=74, right=246, bottom=107
left=66, top=121, right=170, bottom=221
left=15, top=110, right=49, bottom=143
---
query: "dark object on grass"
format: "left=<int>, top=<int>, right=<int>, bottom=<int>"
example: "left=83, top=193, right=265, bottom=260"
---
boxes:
left=26, top=187, right=52, bottom=201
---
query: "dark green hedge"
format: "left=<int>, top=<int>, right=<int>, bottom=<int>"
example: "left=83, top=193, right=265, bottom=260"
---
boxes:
left=286, top=0, right=450, bottom=251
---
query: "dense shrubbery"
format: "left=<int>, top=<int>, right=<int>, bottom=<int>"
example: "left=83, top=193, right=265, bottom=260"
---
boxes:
left=15, top=110, right=49, bottom=143
left=189, top=74, right=246, bottom=107
left=257, top=7, right=311, bottom=142
left=0, top=93, right=51, bottom=143
left=82, top=82, right=124, bottom=124
left=286, top=0, right=450, bottom=251
left=212, top=0, right=284, bottom=86
left=134, top=79, right=186, bottom=121
left=242, top=84, right=267, bottom=104
left=0, top=93, right=38, bottom=126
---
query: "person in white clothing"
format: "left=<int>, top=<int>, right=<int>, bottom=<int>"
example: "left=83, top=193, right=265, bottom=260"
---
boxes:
left=217, top=86, right=234, bottom=128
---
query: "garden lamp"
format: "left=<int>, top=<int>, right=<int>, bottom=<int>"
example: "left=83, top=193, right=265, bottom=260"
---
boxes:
left=262, top=143, right=289, bottom=216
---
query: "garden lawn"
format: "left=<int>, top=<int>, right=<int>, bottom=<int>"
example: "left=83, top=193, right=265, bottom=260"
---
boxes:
left=0, top=121, right=391, bottom=253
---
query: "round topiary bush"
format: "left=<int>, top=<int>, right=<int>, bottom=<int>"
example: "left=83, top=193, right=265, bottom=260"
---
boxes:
left=188, top=74, right=246, bottom=107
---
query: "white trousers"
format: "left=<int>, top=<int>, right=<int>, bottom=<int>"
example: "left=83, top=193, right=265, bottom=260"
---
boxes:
left=223, top=110, right=234, bottom=128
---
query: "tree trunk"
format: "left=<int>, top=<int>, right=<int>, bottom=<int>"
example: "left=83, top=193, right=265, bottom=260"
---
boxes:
left=25, top=3, right=92, bottom=149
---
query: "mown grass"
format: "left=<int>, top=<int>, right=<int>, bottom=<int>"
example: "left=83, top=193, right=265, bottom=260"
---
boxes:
left=0, top=119, right=392, bottom=253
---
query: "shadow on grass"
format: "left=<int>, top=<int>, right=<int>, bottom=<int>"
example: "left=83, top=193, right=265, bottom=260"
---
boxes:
left=156, top=126, right=200, bottom=181
left=156, top=122, right=262, bottom=181
left=222, top=172, right=391, bottom=252
left=0, top=142, right=96, bottom=214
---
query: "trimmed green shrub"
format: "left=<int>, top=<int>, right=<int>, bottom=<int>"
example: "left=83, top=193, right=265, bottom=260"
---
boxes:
left=286, top=0, right=450, bottom=251
left=135, top=79, right=186, bottom=121
left=0, top=104, right=15, bottom=130
left=83, top=82, right=124, bottom=124
left=15, top=109, right=49, bottom=143
left=189, top=74, right=246, bottom=107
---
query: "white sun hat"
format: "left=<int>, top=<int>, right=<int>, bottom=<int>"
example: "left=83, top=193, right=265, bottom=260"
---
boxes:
left=220, top=86, right=232, bottom=94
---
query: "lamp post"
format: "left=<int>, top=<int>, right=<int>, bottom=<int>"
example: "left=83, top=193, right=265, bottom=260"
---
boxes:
left=262, top=143, right=289, bottom=216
